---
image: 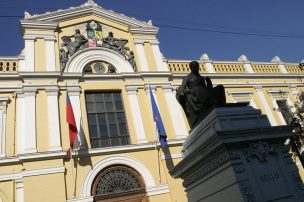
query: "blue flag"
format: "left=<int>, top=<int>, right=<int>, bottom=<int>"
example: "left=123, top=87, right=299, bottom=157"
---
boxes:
left=149, top=85, right=167, bottom=149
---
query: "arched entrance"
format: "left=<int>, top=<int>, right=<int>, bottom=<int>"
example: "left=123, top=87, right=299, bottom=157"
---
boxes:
left=91, top=165, right=148, bottom=202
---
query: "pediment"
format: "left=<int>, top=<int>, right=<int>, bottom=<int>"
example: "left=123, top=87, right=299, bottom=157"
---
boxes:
left=20, top=1, right=157, bottom=31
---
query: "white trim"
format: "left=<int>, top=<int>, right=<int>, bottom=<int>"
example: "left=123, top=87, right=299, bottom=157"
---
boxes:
left=160, top=153, right=182, bottom=160
left=46, top=88, right=62, bottom=151
left=151, top=44, right=167, bottom=71
left=45, top=39, right=56, bottom=71
left=163, top=88, right=188, bottom=138
left=125, top=87, right=147, bottom=143
left=23, top=88, right=37, bottom=153
left=255, top=86, right=277, bottom=126
left=0, top=97, right=9, bottom=157
left=0, top=166, right=65, bottom=182
left=16, top=91, right=26, bottom=154
left=67, top=196, right=93, bottom=202
left=65, top=48, right=133, bottom=73
left=146, top=184, right=170, bottom=196
left=23, top=38, right=35, bottom=71
left=16, top=178, right=24, bottom=202
left=82, top=156, right=155, bottom=197
left=135, top=43, right=149, bottom=71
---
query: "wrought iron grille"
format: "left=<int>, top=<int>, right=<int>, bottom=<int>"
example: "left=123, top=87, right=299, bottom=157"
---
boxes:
left=95, top=169, right=141, bottom=196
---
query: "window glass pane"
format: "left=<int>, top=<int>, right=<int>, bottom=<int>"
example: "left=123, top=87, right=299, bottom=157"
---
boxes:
left=88, top=114, right=97, bottom=125
left=107, top=113, right=116, bottom=124
left=104, top=93, right=112, bottom=102
left=119, top=124, right=128, bottom=135
left=97, top=114, right=106, bottom=124
left=99, top=125, right=109, bottom=136
left=87, top=103, right=95, bottom=113
left=115, top=101, right=123, bottom=111
left=117, top=112, right=126, bottom=123
left=106, top=102, right=114, bottom=112
left=95, top=103, right=105, bottom=113
left=113, top=93, right=121, bottom=101
left=109, top=124, right=118, bottom=136
left=86, top=94, right=95, bottom=102
left=89, top=126, right=98, bottom=137
left=95, top=94, right=104, bottom=102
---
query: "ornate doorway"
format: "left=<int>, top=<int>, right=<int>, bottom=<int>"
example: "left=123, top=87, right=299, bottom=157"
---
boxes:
left=91, top=165, right=148, bottom=202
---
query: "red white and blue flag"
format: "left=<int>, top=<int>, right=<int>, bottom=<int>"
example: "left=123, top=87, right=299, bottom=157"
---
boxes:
left=149, top=85, right=167, bottom=149
left=66, top=93, right=79, bottom=158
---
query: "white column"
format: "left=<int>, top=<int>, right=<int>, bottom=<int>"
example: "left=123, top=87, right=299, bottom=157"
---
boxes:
left=15, top=178, right=24, bottom=202
left=126, top=87, right=147, bottom=143
left=255, top=86, right=277, bottom=126
left=150, top=41, right=167, bottom=71
left=163, top=87, right=188, bottom=138
left=23, top=88, right=37, bottom=153
left=45, top=36, right=56, bottom=72
left=278, top=63, right=288, bottom=73
left=134, top=40, right=148, bottom=71
left=68, top=87, right=84, bottom=149
left=244, top=62, right=254, bottom=73
left=46, top=88, right=61, bottom=151
left=205, top=61, right=215, bottom=73
left=23, top=35, right=35, bottom=72
left=0, top=98, right=9, bottom=157
left=16, top=91, right=26, bottom=154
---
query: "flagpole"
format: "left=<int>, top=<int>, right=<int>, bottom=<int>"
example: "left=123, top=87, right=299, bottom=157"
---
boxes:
left=149, top=83, right=161, bottom=184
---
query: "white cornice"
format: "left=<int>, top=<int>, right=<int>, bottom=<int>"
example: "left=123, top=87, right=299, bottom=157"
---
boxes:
left=20, top=20, right=58, bottom=32
left=146, top=184, right=170, bottom=196
left=133, top=38, right=159, bottom=45
left=0, top=166, right=65, bottom=182
left=26, top=5, right=156, bottom=30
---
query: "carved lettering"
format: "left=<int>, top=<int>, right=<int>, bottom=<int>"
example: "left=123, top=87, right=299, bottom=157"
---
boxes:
left=259, top=172, right=280, bottom=183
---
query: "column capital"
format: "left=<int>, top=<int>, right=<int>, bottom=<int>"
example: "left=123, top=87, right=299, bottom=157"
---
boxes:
left=45, top=87, right=59, bottom=96
left=23, top=88, right=37, bottom=97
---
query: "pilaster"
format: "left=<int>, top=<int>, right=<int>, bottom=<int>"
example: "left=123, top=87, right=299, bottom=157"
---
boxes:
left=23, top=35, right=35, bottom=72
left=15, top=178, right=24, bottom=202
left=163, top=87, right=188, bottom=139
left=125, top=86, right=147, bottom=143
left=255, top=86, right=277, bottom=126
left=46, top=88, right=61, bottom=151
left=150, top=40, right=167, bottom=71
left=134, top=39, right=149, bottom=71
left=45, top=36, right=56, bottom=72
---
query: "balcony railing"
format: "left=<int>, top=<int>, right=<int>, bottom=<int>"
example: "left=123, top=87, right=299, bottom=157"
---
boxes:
left=90, top=136, right=130, bottom=148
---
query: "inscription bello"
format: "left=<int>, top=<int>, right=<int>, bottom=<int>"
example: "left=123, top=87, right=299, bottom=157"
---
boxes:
left=259, top=172, right=280, bottom=183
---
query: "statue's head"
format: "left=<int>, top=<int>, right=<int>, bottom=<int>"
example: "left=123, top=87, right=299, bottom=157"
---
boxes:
left=75, top=29, right=80, bottom=33
left=109, top=32, right=114, bottom=37
left=189, top=61, right=199, bottom=74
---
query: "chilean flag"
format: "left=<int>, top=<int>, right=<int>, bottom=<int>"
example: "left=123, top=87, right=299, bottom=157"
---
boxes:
left=66, top=93, right=79, bottom=158
left=149, top=85, right=167, bottom=149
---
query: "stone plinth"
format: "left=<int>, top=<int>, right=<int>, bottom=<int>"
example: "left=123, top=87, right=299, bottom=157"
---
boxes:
left=170, top=106, right=304, bottom=202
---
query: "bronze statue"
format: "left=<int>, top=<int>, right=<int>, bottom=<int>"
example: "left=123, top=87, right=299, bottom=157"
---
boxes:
left=176, top=61, right=226, bottom=128
left=61, top=29, right=88, bottom=56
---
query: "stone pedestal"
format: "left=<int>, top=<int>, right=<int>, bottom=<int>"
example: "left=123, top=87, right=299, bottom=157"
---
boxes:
left=170, top=106, right=304, bottom=202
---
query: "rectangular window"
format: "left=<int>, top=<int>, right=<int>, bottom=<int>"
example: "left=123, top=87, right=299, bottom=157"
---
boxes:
left=85, top=92, right=130, bottom=148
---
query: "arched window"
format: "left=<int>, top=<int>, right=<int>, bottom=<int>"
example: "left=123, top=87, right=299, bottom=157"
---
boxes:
left=92, top=165, right=148, bottom=202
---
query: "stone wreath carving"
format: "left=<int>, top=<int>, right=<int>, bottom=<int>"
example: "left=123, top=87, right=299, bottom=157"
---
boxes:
left=243, top=141, right=276, bottom=163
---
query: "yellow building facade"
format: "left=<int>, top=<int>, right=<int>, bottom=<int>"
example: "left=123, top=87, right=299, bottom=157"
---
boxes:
left=0, top=1, right=303, bottom=201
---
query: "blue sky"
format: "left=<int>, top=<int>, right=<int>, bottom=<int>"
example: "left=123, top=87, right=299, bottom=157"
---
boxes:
left=0, top=0, right=303, bottom=63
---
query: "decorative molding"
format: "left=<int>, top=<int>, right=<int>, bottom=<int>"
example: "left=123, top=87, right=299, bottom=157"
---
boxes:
left=133, top=39, right=159, bottom=45
left=67, top=196, right=93, bottom=202
left=183, top=152, right=230, bottom=187
left=239, top=181, right=255, bottom=202
left=160, top=153, right=182, bottom=160
left=65, top=48, right=134, bottom=73
left=0, top=166, right=65, bottom=182
left=243, top=141, right=276, bottom=163
left=82, top=155, right=156, bottom=197
left=146, top=184, right=170, bottom=196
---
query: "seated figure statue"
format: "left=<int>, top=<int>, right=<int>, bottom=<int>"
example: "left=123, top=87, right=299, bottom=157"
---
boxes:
left=176, top=61, right=226, bottom=128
